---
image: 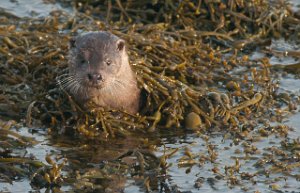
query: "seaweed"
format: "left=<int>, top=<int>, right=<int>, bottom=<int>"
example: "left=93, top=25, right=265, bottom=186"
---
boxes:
left=0, top=0, right=299, bottom=192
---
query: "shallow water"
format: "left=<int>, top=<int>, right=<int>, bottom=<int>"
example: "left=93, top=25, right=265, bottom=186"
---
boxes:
left=0, top=1, right=300, bottom=193
left=155, top=134, right=299, bottom=193
left=0, top=0, right=71, bottom=18
left=290, top=0, right=300, bottom=12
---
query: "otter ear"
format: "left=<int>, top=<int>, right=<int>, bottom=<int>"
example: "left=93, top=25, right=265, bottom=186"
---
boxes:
left=116, top=39, right=125, bottom=51
left=70, top=37, right=76, bottom=48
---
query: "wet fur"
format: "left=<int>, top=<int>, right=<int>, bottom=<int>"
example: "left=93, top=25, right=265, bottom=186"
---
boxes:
left=59, top=31, right=140, bottom=114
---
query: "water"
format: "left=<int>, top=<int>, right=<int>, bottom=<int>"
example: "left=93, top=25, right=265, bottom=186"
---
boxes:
left=0, top=1, right=299, bottom=193
left=0, top=0, right=72, bottom=18
left=290, top=0, right=300, bottom=12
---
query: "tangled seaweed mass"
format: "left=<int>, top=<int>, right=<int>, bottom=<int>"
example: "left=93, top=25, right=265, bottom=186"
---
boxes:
left=0, top=0, right=300, bottom=192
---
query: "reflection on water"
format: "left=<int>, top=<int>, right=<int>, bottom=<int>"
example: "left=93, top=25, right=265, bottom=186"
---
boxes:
left=0, top=0, right=299, bottom=193
left=0, top=0, right=72, bottom=18
left=290, top=0, right=300, bottom=12
left=154, top=132, right=300, bottom=193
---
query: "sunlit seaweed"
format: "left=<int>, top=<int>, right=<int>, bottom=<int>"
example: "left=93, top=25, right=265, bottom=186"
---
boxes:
left=0, top=0, right=300, bottom=192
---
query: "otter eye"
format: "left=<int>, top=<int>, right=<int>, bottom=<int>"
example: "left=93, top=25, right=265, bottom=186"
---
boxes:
left=80, top=58, right=85, bottom=65
left=106, top=59, right=112, bottom=66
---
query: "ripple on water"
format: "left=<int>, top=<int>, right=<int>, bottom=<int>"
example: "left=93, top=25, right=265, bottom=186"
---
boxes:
left=0, top=0, right=72, bottom=18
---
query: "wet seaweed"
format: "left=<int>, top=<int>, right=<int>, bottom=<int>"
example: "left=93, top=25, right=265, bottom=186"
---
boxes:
left=0, top=0, right=300, bottom=192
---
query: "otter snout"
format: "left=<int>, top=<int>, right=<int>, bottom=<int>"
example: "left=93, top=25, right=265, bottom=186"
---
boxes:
left=67, top=31, right=140, bottom=113
left=87, top=73, right=103, bottom=86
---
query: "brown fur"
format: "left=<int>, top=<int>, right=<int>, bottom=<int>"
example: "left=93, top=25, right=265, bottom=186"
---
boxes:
left=64, top=31, right=140, bottom=114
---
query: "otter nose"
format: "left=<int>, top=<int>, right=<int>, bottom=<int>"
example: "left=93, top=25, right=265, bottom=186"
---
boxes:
left=87, top=73, right=102, bottom=84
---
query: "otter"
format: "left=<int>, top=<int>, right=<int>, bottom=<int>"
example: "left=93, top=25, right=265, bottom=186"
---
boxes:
left=61, top=31, right=140, bottom=114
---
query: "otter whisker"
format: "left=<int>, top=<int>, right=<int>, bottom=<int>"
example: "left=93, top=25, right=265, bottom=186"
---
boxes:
left=69, top=78, right=84, bottom=95
left=57, top=74, right=74, bottom=84
left=63, top=31, right=140, bottom=113
left=113, top=79, right=134, bottom=95
left=57, top=74, right=87, bottom=99
left=59, top=77, right=76, bottom=89
left=59, top=79, right=75, bottom=88
left=115, top=78, right=136, bottom=86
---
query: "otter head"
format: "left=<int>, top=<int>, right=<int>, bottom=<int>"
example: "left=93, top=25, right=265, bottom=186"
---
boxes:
left=67, top=31, right=128, bottom=101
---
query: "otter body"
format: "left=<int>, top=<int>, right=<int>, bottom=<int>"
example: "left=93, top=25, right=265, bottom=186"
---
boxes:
left=66, top=31, right=140, bottom=114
